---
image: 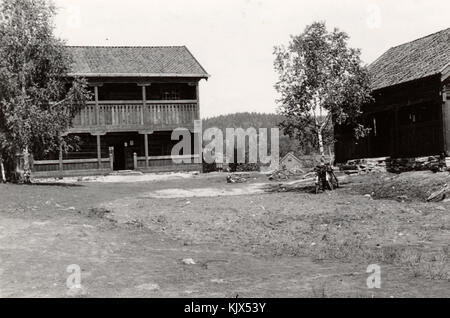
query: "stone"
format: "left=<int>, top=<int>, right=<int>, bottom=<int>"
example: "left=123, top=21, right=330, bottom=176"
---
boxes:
left=181, top=258, right=196, bottom=265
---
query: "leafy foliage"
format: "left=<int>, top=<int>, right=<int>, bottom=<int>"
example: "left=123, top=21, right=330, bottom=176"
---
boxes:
left=0, top=0, right=91, bottom=171
left=274, top=21, right=372, bottom=155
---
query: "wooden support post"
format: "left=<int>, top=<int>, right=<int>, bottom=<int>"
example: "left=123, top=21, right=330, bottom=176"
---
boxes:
left=133, top=152, right=138, bottom=170
left=58, top=143, right=63, bottom=178
left=138, top=83, right=151, bottom=126
left=196, top=82, right=200, bottom=120
left=195, top=80, right=202, bottom=166
left=94, top=86, right=100, bottom=126
left=109, top=147, right=114, bottom=171
left=144, top=133, right=149, bottom=168
left=141, top=85, right=146, bottom=125
left=96, top=134, right=101, bottom=169
left=139, top=130, right=153, bottom=169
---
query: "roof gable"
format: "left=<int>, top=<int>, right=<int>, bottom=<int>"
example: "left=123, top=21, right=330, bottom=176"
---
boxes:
left=280, top=152, right=302, bottom=164
left=369, top=28, right=450, bottom=90
left=67, top=46, right=209, bottom=78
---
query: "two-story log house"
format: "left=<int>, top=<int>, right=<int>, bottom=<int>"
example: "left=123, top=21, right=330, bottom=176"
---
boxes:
left=32, top=46, right=209, bottom=177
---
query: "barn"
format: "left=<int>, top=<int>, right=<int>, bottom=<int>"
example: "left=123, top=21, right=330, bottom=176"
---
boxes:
left=335, top=28, right=450, bottom=164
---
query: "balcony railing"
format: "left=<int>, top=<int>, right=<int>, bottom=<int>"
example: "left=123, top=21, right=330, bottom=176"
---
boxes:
left=70, top=100, right=199, bottom=133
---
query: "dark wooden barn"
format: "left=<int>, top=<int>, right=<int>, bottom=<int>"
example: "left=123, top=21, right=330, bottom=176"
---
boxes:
left=335, top=28, right=450, bottom=163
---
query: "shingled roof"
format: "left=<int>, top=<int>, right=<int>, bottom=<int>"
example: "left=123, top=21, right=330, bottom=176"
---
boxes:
left=369, top=28, right=450, bottom=90
left=67, top=46, right=209, bottom=78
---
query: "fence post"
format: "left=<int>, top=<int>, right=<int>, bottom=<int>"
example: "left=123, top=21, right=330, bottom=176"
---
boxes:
left=96, top=134, right=102, bottom=169
left=144, top=133, right=149, bottom=169
left=109, top=147, right=114, bottom=171
left=59, top=144, right=63, bottom=179
left=133, top=152, right=138, bottom=170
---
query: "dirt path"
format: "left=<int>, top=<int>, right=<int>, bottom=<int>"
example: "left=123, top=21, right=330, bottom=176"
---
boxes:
left=0, top=174, right=449, bottom=297
left=1, top=211, right=448, bottom=298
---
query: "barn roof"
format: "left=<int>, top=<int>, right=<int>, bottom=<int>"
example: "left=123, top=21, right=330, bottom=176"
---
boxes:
left=67, top=46, right=209, bottom=78
left=369, top=28, right=450, bottom=90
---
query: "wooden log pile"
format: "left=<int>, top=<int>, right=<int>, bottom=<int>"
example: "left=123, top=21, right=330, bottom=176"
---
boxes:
left=386, top=156, right=448, bottom=173
left=267, top=169, right=306, bottom=181
left=340, top=155, right=450, bottom=174
left=426, top=184, right=450, bottom=202
left=226, top=174, right=249, bottom=183
left=340, top=157, right=388, bottom=174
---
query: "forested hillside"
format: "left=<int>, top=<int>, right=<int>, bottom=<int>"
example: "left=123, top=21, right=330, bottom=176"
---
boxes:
left=203, top=112, right=284, bottom=131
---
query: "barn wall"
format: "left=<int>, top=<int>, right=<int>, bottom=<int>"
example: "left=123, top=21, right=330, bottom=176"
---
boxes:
left=335, top=75, right=444, bottom=163
left=443, top=81, right=450, bottom=156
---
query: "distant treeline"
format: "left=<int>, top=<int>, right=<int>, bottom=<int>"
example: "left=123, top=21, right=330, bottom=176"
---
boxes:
left=203, top=112, right=284, bottom=131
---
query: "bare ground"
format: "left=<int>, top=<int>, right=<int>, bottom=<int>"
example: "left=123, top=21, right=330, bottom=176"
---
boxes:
left=0, top=171, right=449, bottom=297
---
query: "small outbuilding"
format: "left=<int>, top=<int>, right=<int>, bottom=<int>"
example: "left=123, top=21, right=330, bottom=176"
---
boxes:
left=280, top=152, right=305, bottom=173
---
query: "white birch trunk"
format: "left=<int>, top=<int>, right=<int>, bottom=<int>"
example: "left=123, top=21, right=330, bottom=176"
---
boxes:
left=0, top=156, right=5, bottom=182
left=317, top=129, right=325, bottom=157
left=23, top=146, right=31, bottom=183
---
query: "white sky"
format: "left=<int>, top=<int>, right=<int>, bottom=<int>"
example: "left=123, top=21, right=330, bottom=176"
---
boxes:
left=53, top=0, right=450, bottom=118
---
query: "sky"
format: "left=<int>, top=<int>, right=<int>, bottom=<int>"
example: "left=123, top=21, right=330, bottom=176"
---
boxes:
left=53, top=0, right=450, bottom=118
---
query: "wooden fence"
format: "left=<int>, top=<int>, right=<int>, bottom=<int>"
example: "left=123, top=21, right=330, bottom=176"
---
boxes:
left=134, top=154, right=201, bottom=172
left=31, top=153, right=201, bottom=178
left=32, top=156, right=113, bottom=178
left=71, top=100, right=198, bottom=132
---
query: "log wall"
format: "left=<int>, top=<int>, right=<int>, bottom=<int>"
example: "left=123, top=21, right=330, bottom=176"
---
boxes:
left=335, top=75, right=445, bottom=163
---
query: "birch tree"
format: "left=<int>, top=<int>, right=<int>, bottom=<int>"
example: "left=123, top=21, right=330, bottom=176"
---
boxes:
left=274, top=22, right=372, bottom=157
left=0, top=0, right=91, bottom=182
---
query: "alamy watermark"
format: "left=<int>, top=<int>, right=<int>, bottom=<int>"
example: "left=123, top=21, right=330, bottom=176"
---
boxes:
left=66, top=264, right=82, bottom=289
left=171, top=120, right=280, bottom=170
left=366, top=264, right=381, bottom=289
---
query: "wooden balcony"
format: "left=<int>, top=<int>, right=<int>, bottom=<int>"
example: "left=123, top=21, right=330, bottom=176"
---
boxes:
left=69, top=100, right=199, bottom=133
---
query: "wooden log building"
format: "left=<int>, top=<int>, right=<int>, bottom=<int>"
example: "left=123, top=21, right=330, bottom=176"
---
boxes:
left=32, top=46, right=209, bottom=177
left=335, top=28, right=450, bottom=163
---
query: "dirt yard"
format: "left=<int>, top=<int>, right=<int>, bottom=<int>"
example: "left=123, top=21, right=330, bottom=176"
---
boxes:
left=0, top=171, right=449, bottom=297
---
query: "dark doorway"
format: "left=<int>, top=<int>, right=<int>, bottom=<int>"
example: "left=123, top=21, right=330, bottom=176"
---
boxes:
left=113, top=143, right=126, bottom=170
left=369, top=111, right=394, bottom=157
left=104, top=132, right=141, bottom=171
